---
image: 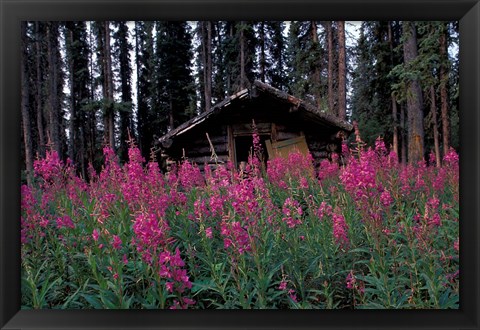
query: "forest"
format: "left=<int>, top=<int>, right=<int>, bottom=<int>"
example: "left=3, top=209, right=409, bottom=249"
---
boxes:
left=20, top=21, right=460, bottom=309
left=20, top=21, right=459, bottom=182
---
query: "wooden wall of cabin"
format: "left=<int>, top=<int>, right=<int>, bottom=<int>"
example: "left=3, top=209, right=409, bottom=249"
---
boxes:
left=160, top=99, right=346, bottom=172
left=164, top=123, right=230, bottom=171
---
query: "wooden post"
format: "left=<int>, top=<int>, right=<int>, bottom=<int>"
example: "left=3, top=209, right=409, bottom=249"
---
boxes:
left=271, top=123, right=277, bottom=142
left=227, top=125, right=236, bottom=165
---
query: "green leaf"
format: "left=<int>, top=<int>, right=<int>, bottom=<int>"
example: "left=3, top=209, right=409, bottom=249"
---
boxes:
left=62, top=280, right=89, bottom=309
left=80, top=293, right=103, bottom=309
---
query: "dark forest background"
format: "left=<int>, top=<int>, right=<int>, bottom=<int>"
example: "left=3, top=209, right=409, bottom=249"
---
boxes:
left=20, top=21, right=459, bottom=184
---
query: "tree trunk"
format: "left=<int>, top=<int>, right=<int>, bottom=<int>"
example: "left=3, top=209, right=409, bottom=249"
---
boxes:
left=337, top=21, right=347, bottom=120
left=400, top=102, right=407, bottom=165
left=200, top=22, right=208, bottom=112
left=201, top=21, right=213, bottom=112
left=87, top=22, right=97, bottom=169
left=206, top=21, right=212, bottom=111
left=135, top=22, right=142, bottom=152
left=169, top=97, right=174, bottom=130
left=105, top=22, right=115, bottom=149
left=311, top=21, right=321, bottom=108
left=47, top=22, right=61, bottom=156
left=326, top=21, right=334, bottom=115
left=259, top=22, right=266, bottom=83
left=239, top=22, right=246, bottom=89
left=439, top=25, right=450, bottom=155
left=430, top=85, right=441, bottom=167
left=66, top=25, right=76, bottom=163
left=21, top=21, right=33, bottom=185
left=388, top=22, right=399, bottom=159
left=392, top=95, right=399, bottom=157
left=35, top=22, right=46, bottom=158
left=403, top=21, right=424, bottom=163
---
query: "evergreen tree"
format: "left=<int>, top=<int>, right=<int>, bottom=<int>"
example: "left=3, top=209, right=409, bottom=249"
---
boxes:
left=21, top=21, right=34, bottom=185
left=46, top=21, right=63, bottom=157
left=337, top=21, right=347, bottom=120
left=439, top=22, right=451, bottom=154
left=216, top=21, right=257, bottom=95
left=34, top=22, right=47, bottom=158
left=255, top=21, right=287, bottom=90
left=285, top=22, right=308, bottom=99
left=285, top=21, right=326, bottom=108
left=352, top=21, right=402, bottom=149
left=212, top=21, right=227, bottom=102
left=351, top=23, right=377, bottom=145
left=325, top=21, right=335, bottom=114
left=65, top=21, right=90, bottom=176
left=92, top=21, right=115, bottom=149
left=195, top=21, right=213, bottom=113
left=113, top=21, right=134, bottom=162
left=154, top=22, right=195, bottom=132
left=416, top=21, right=445, bottom=165
left=403, top=21, right=425, bottom=163
left=135, top=21, right=154, bottom=159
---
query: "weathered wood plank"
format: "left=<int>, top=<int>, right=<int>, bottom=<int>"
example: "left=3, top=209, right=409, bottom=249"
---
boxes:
left=265, top=139, right=274, bottom=158
left=276, top=131, right=301, bottom=141
left=271, top=123, right=277, bottom=142
left=187, top=154, right=229, bottom=165
left=227, top=125, right=235, bottom=164
left=185, top=143, right=228, bottom=157
left=232, top=122, right=271, bottom=136
left=186, top=134, right=227, bottom=146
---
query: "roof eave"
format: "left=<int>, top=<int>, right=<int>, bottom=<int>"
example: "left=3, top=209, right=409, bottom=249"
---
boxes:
left=158, top=81, right=353, bottom=147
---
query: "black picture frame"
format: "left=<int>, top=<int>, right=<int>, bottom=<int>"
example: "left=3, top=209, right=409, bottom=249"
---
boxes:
left=1, top=0, right=478, bottom=329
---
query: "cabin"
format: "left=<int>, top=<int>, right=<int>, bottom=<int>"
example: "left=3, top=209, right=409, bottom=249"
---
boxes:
left=157, top=80, right=353, bottom=171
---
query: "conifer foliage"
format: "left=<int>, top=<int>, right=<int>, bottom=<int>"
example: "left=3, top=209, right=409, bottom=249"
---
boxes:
left=20, top=20, right=459, bottom=178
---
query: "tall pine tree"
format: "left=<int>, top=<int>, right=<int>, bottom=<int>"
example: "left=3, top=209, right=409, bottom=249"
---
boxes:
left=113, top=21, right=134, bottom=162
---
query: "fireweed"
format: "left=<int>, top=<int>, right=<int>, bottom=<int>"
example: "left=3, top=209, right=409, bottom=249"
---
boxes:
left=21, top=134, right=459, bottom=309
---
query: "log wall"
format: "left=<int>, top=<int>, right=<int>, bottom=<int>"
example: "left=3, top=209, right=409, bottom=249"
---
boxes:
left=161, top=110, right=344, bottom=172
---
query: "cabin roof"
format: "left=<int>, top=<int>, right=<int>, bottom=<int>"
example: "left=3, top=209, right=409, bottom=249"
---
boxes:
left=158, top=80, right=353, bottom=146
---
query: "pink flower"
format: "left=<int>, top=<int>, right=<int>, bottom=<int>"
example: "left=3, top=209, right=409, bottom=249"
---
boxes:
left=443, top=148, right=459, bottom=166
left=282, top=198, right=303, bottom=228
left=278, top=280, right=288, bottom=291
left=380, top=189, right=393, bottom=207
left=300, top=177, right=309, bottom=189
left=92, top=229, right=99, bottom=241
left=424, top=196, right=441, bottom=227
left=182, top=297, right=195, bottom=306
left=166, top=282, right=175, bottom=293
left=288, top=289, right=298, bottom=303
left=56, top=215, right=75, bottom=229
left=346, top=271, right=356, bottom=289
left=205, top=227, right=213, bottom=239
left=317, top=201, right=333, bottom=220
left=332, top=212, right=349, bottom=248
left=453, top=239, right=459, bottom=252
left=112, top=235, right=122, bottom=250
left=375, top=136, right=387, bottom=156
left=177, top=161, right=204, bottom=189
left=318, top=158, right=339, bottom=181
left=39, top=216, right=49, bottom=228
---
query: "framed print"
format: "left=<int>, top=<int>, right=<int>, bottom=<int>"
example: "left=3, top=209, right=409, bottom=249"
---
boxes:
left=1, top=0, right=479, bottom=329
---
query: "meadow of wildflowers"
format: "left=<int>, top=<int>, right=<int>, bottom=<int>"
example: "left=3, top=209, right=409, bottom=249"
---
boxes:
left=21, top=135, right=459, bottom=309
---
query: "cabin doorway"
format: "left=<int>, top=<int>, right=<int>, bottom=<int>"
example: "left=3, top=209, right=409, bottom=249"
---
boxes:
left=234, top=135, right=269, bottom=168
